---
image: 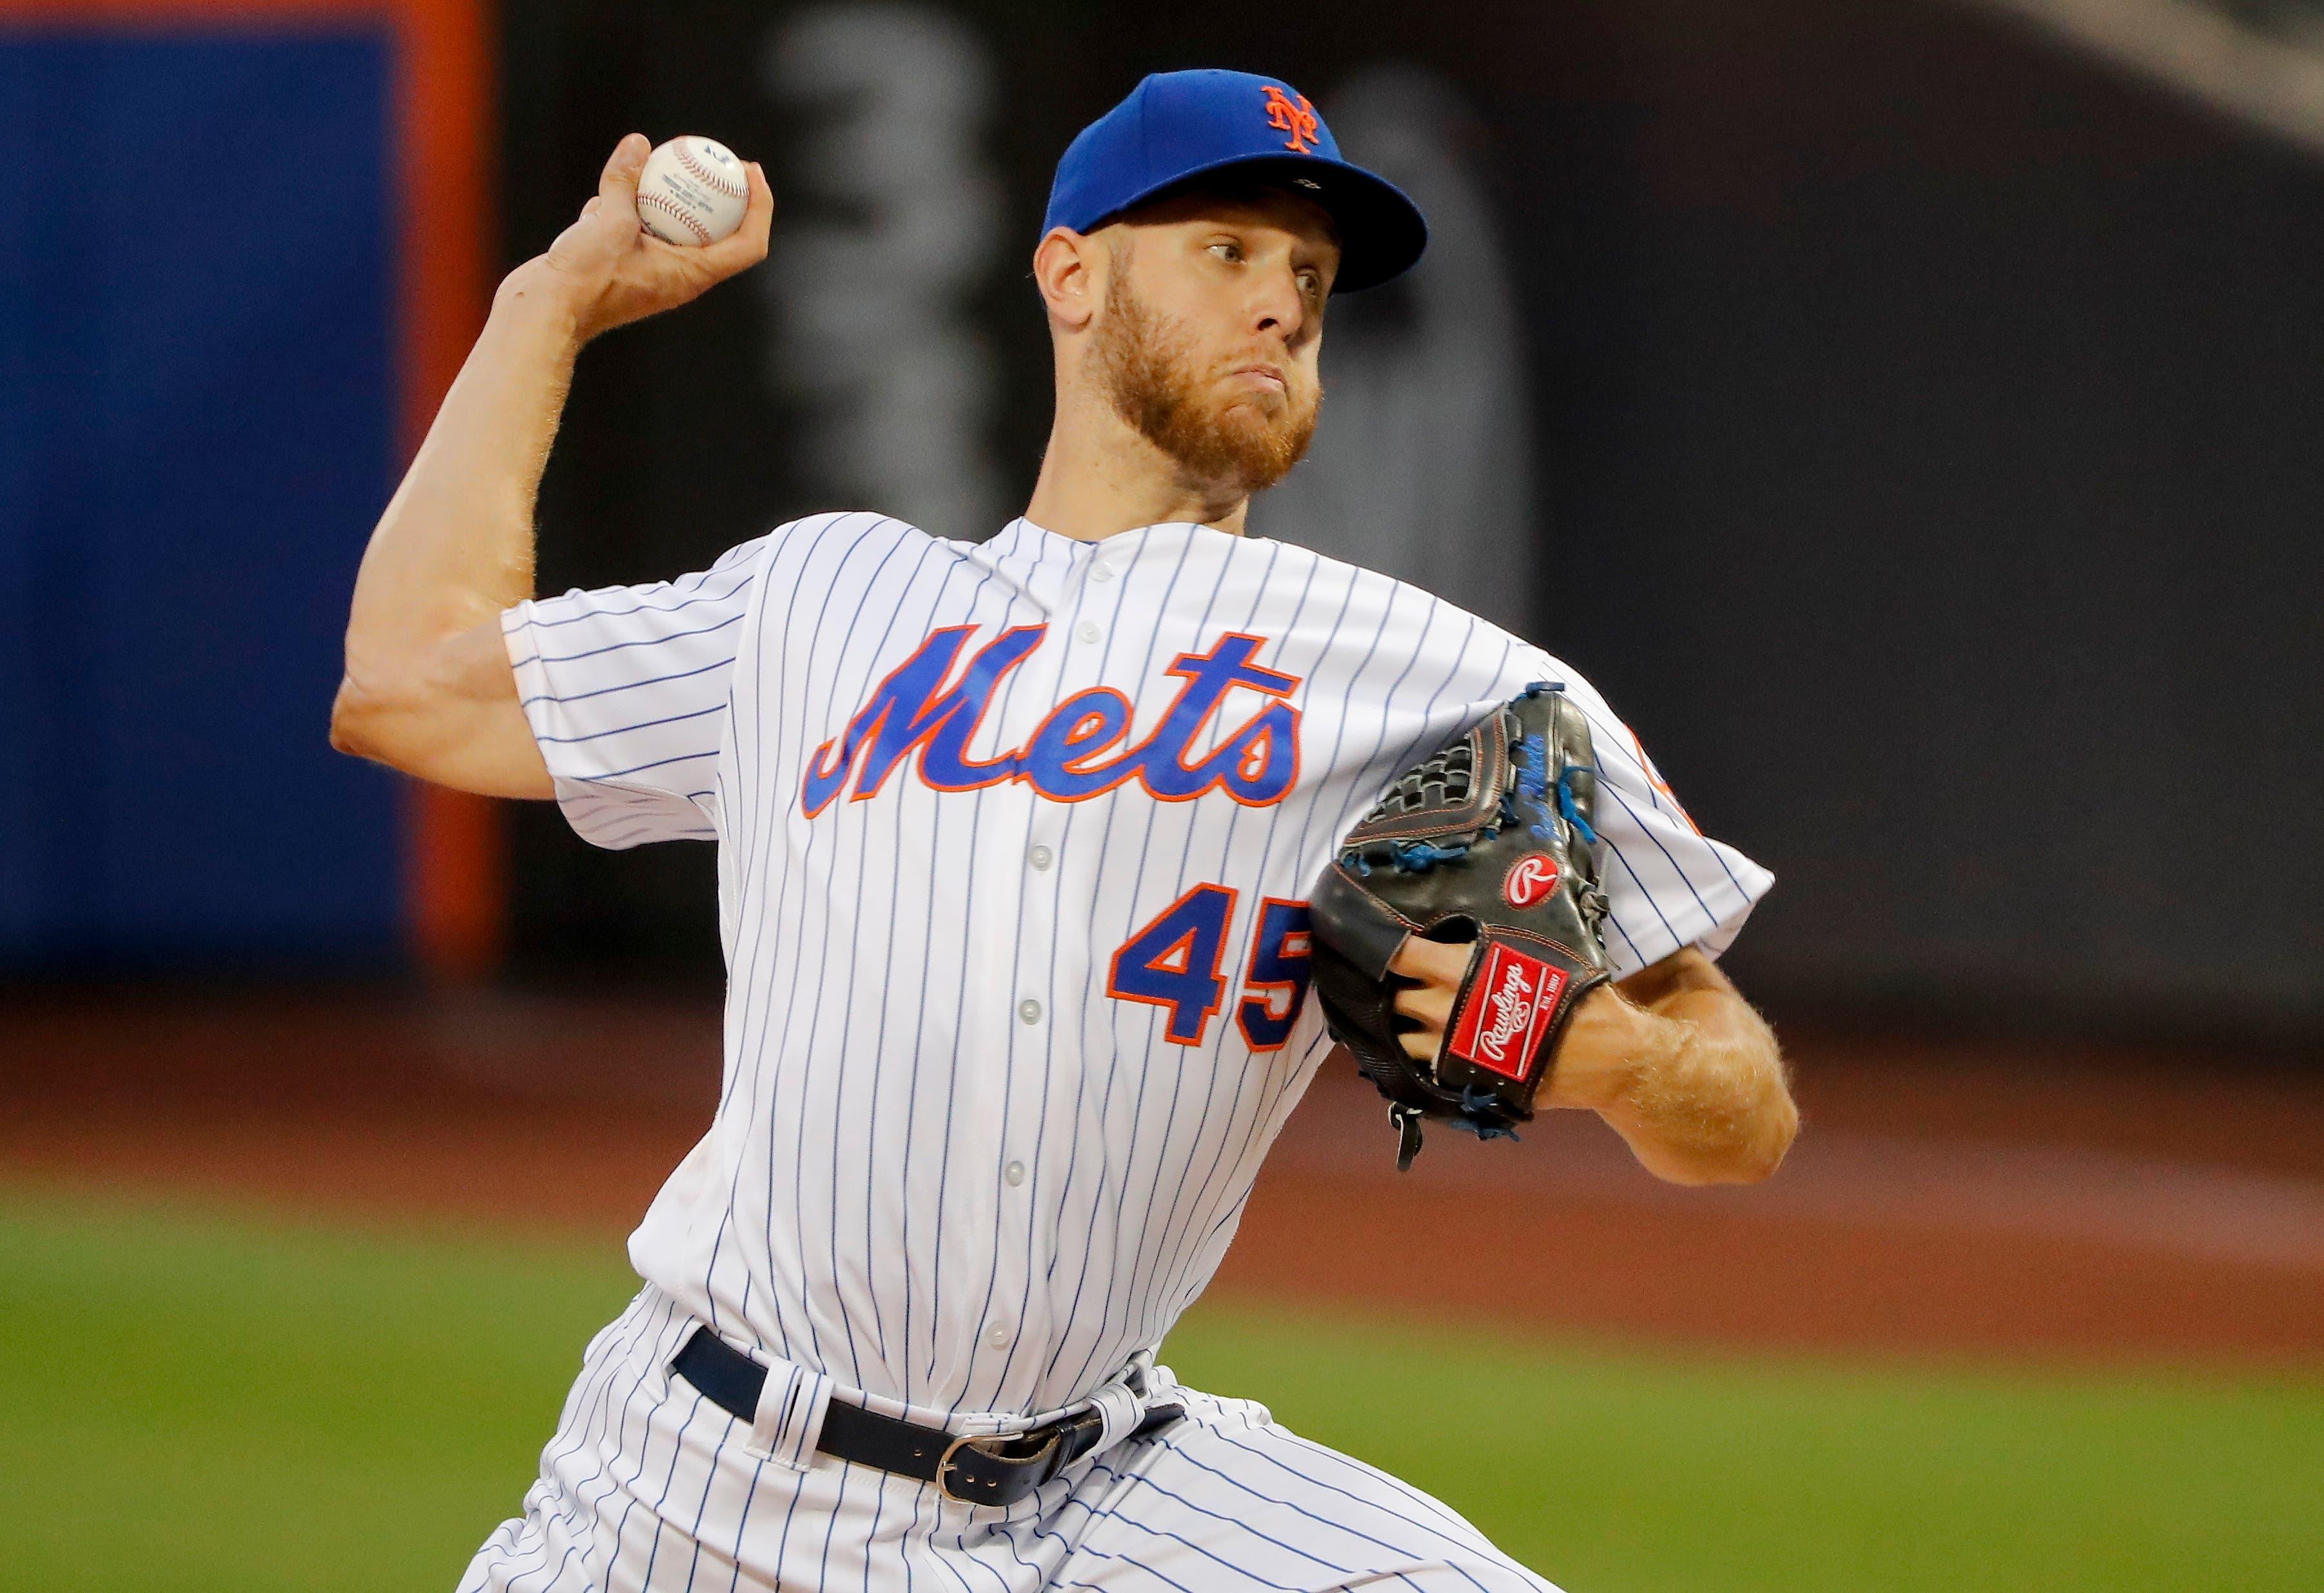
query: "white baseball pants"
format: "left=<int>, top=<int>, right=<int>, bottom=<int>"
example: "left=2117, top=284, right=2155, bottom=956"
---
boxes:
left=457, top=1284, right=1561, bottom=1593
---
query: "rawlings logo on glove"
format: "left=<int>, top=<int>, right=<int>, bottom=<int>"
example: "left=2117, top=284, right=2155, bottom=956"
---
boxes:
left=1307, top=685, right=1612, bottom=1169
left=1449, top=944, right=1567, bottom=1081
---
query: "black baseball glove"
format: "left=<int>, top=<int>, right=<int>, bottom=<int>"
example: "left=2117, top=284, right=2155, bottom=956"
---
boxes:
left=1309, top=684, right=1613, bottom=1170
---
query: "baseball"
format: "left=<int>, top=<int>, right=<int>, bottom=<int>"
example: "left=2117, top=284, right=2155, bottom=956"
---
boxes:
left=636, top=135, right=750, bottom=247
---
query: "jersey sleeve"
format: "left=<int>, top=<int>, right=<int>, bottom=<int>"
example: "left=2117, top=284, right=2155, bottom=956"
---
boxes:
left=500, top=537, right=767, bottom=849
left=1525, top=652, right=1774, bottom=979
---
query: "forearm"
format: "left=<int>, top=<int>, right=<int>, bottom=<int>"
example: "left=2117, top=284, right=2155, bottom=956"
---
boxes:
left=341, top=263, right=583, bottom=689
left=1547, top=953, right=1796, bottom=1185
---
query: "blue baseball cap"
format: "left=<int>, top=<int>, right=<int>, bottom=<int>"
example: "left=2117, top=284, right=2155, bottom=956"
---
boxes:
left=1042, top=69, right=1428, bottom=294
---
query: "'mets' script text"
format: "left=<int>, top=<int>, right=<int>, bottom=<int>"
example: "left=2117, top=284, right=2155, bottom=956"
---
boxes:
left=801, top=629, right=1303, bottom=815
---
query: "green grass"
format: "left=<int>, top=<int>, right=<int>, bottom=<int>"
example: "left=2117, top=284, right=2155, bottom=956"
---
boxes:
left=0, top=1193, right=640, bottom=1593
left=3, top=1191, right=2319, bottom=1592
left=1162, top=1310, right=2324, bottom=1592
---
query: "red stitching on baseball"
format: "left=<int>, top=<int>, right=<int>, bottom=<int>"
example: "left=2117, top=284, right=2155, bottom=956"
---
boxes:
left=674, top=142, right=747, bottom=201
left=640, top=190, right=712, bottom=245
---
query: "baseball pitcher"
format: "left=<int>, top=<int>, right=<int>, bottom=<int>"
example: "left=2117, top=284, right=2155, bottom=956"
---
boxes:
left=335, top=68, right=1796, bottom=1593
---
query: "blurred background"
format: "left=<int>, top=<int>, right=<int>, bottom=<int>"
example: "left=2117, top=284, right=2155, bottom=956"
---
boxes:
left=3, top=1, right=2321, bottom=1589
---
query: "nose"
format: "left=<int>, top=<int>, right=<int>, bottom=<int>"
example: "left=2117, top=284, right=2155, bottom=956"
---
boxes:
left=1249, top=262, right=1309, bottom=343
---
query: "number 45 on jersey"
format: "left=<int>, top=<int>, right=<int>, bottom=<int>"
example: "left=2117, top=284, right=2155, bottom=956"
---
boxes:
left=1107, top=888, right=1312, bottom=1051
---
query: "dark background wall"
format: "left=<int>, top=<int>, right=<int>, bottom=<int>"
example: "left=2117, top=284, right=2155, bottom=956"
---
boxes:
left=491, top=0, right=2318, bottom=1041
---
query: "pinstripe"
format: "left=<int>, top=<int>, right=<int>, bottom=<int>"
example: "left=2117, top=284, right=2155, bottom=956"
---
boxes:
left=705, top=513, right=889, bottom=1349
left=473, top=514, right=1757, bottom=1591
left=625, top=1391, right=706, bottom=1589
left=1195, top=1427, right=1499, bottom=1581
left=1572, top=699, right=1754, bottom=904
left=813, top=537, right=930, bottom=1376
left=1102, top=555, right=1369, bottom=1349
left=921, top=556, right=1024, bottom=1405
left=765, top=518, right=926, bottom=1373
left=708, top=1449, right=771, bottom=1593
left=796, top=526, right=926, bottom=1385
left=946, top=533, right=1070, bottom=1409
left=1036, top=527, right=1166, bottom=1397
left=516, top=1296, right=676, bottom=1585
left=1055, top=527, right=1203, bottom=1400
left=698, top=515, right=826, bottom=1336
left=1212, top=605, right=1501, bottom=1189
left=1066, top=531, right=1234, bottom=1394
left=716, top=513, right=863, bottom=1338
left=1263, top=1433, right=1486, bottom=1549
left=1147, top=547, right=1346, bottom=1298
left=527, top=573, right=758, bottom=628
left=532, top=611, right=747, bottom=665
left=478, top=1292, right=672, bottom=1592
left=534, top=701, right=725, bottom=745
left=881, top=550, right=988, bottom=1406
left=855, top=537, right=962, bottom=1376
left=752, top=527, right=870, bottom=1363
left=1164, top=562, right=1440, bottom=1304
left=521, top=656, right=732, bottom=709
left=1118, top=540, right=1284, bottom=1339
left=1084, top=1458, right=1360, bottom=1578
left=555, top=1305, right=696, bottom=1592
left=1134, top=1436, right=1473, bottom=1578
left=957, top=533, right=1079, bottom=1409
left=984, top=543, right=1108, bottom=1401
left=1069, top=1484, right=1323, bottom=1588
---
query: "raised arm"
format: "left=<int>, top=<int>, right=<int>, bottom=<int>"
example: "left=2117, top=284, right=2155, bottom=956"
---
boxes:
left=1390, top=941, right=1797, bottom=1186
left=329, top=134, right=774, bottom=796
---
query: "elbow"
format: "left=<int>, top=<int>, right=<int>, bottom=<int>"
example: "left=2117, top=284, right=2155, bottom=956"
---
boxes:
left=1632, top=1042, right=1799, bottom=1188
left=1696, top=1041, right=1799, bottom=1186
left=328, top=676, right=373, bottom=759
left=1715, top=1049, right=1801, bottom=1184
left=1651, top=1128, right=1790, bottom=1187
left=1719, top=1091, right=1799, bottom=1186
left=329, top=670, right=404, bottom=765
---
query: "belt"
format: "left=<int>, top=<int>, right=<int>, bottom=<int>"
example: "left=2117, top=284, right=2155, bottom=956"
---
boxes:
left=670, top=1326, right=1184, bottom=1508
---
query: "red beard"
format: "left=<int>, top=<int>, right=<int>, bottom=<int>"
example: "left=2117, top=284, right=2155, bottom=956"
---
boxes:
left=1093, top=272, right=1320, bottom=493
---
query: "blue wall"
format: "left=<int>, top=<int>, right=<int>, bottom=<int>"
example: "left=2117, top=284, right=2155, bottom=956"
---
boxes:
left=0, top=31, right=404, bottom=969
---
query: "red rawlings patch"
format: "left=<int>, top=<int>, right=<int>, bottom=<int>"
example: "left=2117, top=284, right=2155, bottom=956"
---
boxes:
left=1502, top=852, right=1560, bottom=909
left=1447, top=943, right=1568, bottom=1082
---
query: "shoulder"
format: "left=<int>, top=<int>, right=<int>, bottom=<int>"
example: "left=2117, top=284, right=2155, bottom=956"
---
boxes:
left=727, top=511, right=963, bottom=624
left=1266, top=545, right=1652, bottom=794
left=756, top=509, right=944, bottom=571
left=1262, top=538, right=1552, bottom=687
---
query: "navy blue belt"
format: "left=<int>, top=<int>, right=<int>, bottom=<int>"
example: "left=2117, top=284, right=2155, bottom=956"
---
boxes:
left=670, top=1325, right=1184, bottom=1508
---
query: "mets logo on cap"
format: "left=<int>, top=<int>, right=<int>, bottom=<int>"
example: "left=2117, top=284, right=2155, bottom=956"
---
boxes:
left=1261, top=84, right=1320, bottom=153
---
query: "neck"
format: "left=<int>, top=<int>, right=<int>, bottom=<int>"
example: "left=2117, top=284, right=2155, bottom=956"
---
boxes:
left=1023, top=386, right=1250, bottom=542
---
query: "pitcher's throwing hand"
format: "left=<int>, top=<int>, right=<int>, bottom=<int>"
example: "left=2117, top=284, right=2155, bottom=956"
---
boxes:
left=525, top=132, right=772, bottom=341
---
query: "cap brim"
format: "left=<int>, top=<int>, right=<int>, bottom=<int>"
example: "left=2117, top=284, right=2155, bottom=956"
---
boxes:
left=1095, top=153, right=1428, bottom=295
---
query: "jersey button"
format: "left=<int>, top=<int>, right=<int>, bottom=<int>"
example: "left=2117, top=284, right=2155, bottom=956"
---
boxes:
left=1089, top=565, right=1115, bottom=584
left=985, top=1320, right=1013, bottom=1350
left=1077, top=621, right=1102, bottom=645
left=1018, top=998, right=1042, bottom=1025
left=1004, top=1160, right=1027, bottom=1187
left=1028, top=845, right=1055, bottom=872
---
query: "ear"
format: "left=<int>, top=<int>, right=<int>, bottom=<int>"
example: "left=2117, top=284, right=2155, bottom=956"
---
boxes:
left=1033, top=226, right=1103, bottom=332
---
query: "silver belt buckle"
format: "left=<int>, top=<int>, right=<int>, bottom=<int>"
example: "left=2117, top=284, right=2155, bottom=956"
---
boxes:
left=935, top=1428, right=1059, bottom=1505
left=933, top=1432, right=983, bottom=1503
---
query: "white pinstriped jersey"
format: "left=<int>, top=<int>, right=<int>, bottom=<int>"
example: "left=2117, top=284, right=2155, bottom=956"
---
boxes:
left=502, top=513, right=1771, bottom=1423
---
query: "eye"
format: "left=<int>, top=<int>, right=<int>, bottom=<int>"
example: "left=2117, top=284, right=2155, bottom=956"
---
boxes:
left=1298, top=270, right=1322, bottom=299
left=1207, top=240, right=1243, bottom=264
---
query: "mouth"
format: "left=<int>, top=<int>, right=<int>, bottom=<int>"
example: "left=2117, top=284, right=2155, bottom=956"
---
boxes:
left=1227, top=364, right=1289, bottom=396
